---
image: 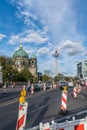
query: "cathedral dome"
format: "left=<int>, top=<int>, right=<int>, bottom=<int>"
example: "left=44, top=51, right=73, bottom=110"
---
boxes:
left=31, top=54, right=36, bottom=59
left=13, top=45, right=28, bottom=58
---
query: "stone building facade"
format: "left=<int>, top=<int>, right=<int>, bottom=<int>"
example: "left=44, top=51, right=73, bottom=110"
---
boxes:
left=12, top=45, right=37, bottom=77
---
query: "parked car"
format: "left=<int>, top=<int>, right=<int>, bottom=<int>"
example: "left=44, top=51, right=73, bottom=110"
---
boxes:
left=68, top=82, right=74, bottom=87
left=46, top=83, right=51, bottom=89
left=27, top=83, right=42, bottom=92
left=59, top=81, right=68, bottom=90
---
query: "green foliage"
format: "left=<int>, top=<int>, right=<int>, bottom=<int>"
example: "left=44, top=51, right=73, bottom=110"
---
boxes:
left=19, top=67, right=33, bottom=82
left=0, top=56, right=33, bottom=83
left=42, top=75, right=50, bottom=82
left=0, top=56, right=7, bottom=66
left=54, top=73, right=63, bottom=82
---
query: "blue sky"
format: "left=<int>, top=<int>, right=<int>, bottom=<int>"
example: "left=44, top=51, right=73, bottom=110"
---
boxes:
left=0, top=0, right=87, bottom=76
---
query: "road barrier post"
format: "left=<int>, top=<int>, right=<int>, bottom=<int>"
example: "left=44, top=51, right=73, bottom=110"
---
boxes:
left=73, top=87, right=77, bottom=98
left=31, top=84, right=34, bottom=95
left=43, top=83, right=46, bottom=92
left=59, top=86, right=68, bottom=115
left=77, top=83, right=81, bottom=93
left=16, top=86, right=28, bottom=130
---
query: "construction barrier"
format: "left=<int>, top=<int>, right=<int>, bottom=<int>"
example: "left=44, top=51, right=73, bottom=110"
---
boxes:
left=59, top=86, right=68, bottom=115
left=38, top=116, right=87, bottom=130
left=61, top=91, right=67, bottom=111
left=43, top=83, right=46, bottom=92
left=73, top=87, right=77, bottom=98
left=77, top=84, right=81, bottom=93
left=16, top=102, right=28, bottom=130
left=16, top=86, right=28, bottom=130
left=31, top=84, right=34, bottom=95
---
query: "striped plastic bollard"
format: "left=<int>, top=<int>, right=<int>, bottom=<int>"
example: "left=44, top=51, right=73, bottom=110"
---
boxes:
left=61, top=91, right=67, bottom=112
left=77, top=84, right=81, bottom=93
left=43, top=83, right=46, bottom=91
left=16, top=102, right=28, bottom=130
left=73, top=87, right=77, bottom=98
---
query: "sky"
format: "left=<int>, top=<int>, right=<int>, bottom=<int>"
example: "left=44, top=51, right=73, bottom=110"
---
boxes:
left=0, top=0, right=87, bottom=77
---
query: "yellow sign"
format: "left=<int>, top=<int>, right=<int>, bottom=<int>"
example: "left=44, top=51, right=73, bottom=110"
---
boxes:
left=19, top=88, right=27, bottom=104
left=63, top=86, right=67, bottom=92
left=21, top=90, right=26, bottom=97
left=19, top=96, right=25, bottom=104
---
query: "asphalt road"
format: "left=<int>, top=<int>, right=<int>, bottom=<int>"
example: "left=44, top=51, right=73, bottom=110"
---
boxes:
left=0, top=87, right=87, bottom=130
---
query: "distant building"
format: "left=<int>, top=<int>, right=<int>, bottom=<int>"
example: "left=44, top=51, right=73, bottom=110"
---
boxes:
left=77, top=60, right=87, bottom=80
left=12, top=45, right=37, bottom=77
left=37, top=72, right=42, bottom=81
left=44, top=70, right=51, bottom=76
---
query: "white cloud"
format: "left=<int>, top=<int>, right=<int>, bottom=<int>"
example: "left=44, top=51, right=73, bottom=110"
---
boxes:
left=10, top=0, right=86, bottom=76
left=59, top=40, right=85, bottom=56
left=37, top=47, right=50, bottom=56
left=12, top=0, right=84, bottom=45
left=8, top=30, right=49, bottom=44
left=0, top=34, right=6, bottom=41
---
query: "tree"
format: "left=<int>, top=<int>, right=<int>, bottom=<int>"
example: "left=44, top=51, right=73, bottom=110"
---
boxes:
left=54, top=73, right=64, bottom=82
left=42, top=75, right=50, bottom=82
left=2, top=64, right=19, bottom=82
left=20, top=67, right=33, bottom=82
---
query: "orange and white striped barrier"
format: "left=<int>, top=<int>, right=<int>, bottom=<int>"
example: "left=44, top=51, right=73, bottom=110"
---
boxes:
left=50, top=84, right=53, bottom=90
left=56, top=117, right=87, bottom=130
left=85, top=80, right=87, bottom=86
left=31, top=84, right=34, bottom=95
left=61, top=90, right=67, bottom=111
left=73, top=87, right=77, bottom=98
left=77, top=84, right=81, bottom=93
left=39, top=117, right=87, bottom=130
left=16, top=102, right=28, bottom=130
left=16, top=87, right=28, bottom=130
left=43, top=83, right=46, bottom=92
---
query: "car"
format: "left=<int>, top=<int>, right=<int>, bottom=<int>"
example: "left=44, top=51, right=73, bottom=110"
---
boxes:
left=59, top=82, right=68, bottom=90
left=46, top=83, right=51, bottom=89
left=68, top=82, right=74, bottom=87
left=27, top=83, right=42, bottom=92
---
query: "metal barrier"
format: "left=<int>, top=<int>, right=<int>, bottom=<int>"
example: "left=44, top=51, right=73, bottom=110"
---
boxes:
left=26, top=114, right=87, bottom=130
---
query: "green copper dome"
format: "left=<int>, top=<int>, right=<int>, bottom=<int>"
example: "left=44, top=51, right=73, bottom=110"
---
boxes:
left=31, top=53, right=36, bottom=59
left=13, top=45, right=28, bottom=58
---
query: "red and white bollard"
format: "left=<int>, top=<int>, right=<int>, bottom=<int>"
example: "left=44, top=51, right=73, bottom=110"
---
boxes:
left=73, top=87, right=77, bottom=98
left=61, top=90, right=67, bottom=111
left=16, top=87, right=28, bottom=130
left=43, top=83, right=46, bottom=92
left=77, top=84, right=81, bottom=93
left=31, top=84, right=34, bottom=95
left=16, top=102, right=28, bottom=130
left=85, top=80, right=87, bottom=86
left=50, top=84, right=53, bottom=90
